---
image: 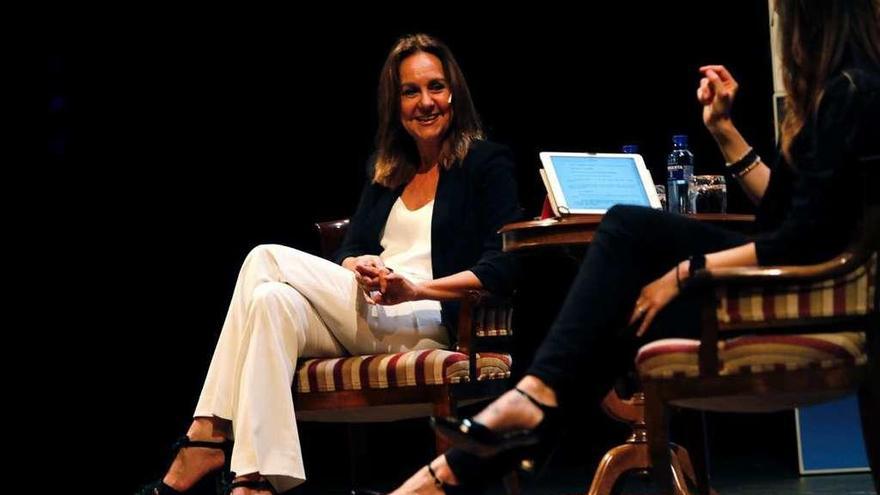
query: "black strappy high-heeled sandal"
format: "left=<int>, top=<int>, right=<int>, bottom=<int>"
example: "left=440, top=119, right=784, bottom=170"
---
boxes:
left=349, top=461, right=486, bottom=494
left=225, top=478, right=277, bottom=494
left=350, top=446, right=527, bottom=495
left=431, top=387, right=562, bottom=458
left=424, top=459, right=485, bottom=494
left=135, top=435, right=234, bottom=495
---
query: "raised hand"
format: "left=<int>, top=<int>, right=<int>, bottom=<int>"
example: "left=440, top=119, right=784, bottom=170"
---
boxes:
left=697, top=65, right=739, bottom=133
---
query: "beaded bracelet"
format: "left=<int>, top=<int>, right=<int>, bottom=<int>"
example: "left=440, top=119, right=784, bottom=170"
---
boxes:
left=725, top=147, right=761, bottom=178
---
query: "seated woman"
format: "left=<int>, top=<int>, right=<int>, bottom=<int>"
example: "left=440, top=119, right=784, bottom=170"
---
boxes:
left=384, top=0, right=880, bottom=493
left=136, top=33, right=520, bottom=495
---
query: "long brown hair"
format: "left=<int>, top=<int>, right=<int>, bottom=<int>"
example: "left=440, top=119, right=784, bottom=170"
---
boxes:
left=373, top=34, right=484, bottom=188
left=777, top=0, right=880, bottom=163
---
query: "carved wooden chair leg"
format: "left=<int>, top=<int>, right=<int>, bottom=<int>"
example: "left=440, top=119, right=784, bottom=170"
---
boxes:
left=670, top=443, right=718, bottom=495
left=671, top=444, right=696, bottom=487
left=587, top=442, right=649, bottom=495
left=669, top=447, right=693, bottom=495
left=588, top=390, right=650, bottom=494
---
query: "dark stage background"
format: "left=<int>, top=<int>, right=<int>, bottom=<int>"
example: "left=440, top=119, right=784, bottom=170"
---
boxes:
left=49, top=4, right=801, bottom=492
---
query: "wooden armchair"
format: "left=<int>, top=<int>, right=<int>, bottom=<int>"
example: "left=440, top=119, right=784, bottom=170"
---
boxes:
left=292, top=219, right=515, bottom=454
left=638, top=166, right=879, bottom=493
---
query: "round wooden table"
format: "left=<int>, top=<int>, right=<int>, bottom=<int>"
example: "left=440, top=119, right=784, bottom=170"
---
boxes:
left=500, top=213, right=755, bottom=252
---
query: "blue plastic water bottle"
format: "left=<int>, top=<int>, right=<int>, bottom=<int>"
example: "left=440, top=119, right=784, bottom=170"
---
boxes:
left=666, top=134, right=694, bottom=213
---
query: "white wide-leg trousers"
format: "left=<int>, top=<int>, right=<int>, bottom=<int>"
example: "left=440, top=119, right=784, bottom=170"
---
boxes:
left=194, top=244, right=447, bottom=492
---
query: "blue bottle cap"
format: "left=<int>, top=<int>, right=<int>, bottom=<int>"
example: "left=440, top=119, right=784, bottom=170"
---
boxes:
left=672, top=134, right=689, bottom=146
left=622, top=144, right=639, bottom=153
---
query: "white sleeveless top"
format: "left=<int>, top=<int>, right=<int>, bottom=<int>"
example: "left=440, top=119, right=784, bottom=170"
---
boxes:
left=379, top=197, right=435, bottom=283
left=365, top=196, right=447, bottom=350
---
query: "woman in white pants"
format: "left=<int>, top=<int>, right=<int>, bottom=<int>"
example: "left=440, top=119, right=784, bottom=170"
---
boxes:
left=137, top=33, right=520, bottom=495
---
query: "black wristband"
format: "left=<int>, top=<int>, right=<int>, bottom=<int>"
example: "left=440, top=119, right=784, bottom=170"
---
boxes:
left=688, top=254, right=707, bottom=278
left=725, top=148, right=760, bottom=177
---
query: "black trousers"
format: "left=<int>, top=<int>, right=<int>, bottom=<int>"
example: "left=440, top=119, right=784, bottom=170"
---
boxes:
left=525, top=205, right=749, bottom=405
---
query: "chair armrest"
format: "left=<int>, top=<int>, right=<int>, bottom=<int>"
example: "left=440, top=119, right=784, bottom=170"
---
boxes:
left=460, top=289, right=510, bottom=307
left=691, top=252, right=860, bottom=287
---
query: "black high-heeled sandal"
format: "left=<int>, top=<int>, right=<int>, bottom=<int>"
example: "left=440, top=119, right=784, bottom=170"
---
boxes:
left=431, top=387, right=562, bottom=458
left=425, top=460, right=485, bottom=495
left=225, top=478, right=277, bottom=494
left=349, top=460, right=486, bottom=495
left=135, top=435, right=234, bottom=495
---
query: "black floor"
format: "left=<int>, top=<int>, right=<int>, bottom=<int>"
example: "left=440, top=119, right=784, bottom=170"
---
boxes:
left=286, top=409, right=876, bottom=495
left=291, top=457, right=876, bottom=495
left=493, top=460, right=876, bottom=495
left=290, top=460, right=876, bottom=495
left=134, top=409, right=874, bottom=495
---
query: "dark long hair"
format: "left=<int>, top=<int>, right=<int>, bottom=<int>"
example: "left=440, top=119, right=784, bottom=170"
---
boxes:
left=373, top=34, right=484, bottom=188
left=777, top=0, right=880, bottom=162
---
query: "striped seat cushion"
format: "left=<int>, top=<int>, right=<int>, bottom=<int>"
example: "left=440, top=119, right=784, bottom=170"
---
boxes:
left=295, top=350, right=512, bottom=393
left=717, top=253, right=876, bottom=324
left=636, top=332, right=866, bottom=380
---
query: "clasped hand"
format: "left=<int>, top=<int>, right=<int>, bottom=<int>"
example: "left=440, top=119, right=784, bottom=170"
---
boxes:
left=348, top=255, right=420, bottom=305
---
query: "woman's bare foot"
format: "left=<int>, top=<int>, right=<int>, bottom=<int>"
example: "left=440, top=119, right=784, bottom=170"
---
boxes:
left=390, top=455, right=459, bottom=495
left=161, top=417, right=231, bottom=491
left=470, top=375, right=558, bottom=432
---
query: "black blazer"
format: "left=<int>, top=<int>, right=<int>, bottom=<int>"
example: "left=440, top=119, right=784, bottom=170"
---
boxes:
left=334, top=140, right=522, bottom=336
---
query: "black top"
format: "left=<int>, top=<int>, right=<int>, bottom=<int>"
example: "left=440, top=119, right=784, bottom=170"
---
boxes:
left=754, top=62, right=880, bottom=265
left=334, top=140, right=522, bottom=335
